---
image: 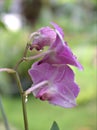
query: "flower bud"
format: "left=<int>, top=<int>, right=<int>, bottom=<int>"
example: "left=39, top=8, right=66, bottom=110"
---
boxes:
left=30, top=27, right=56, bottom=50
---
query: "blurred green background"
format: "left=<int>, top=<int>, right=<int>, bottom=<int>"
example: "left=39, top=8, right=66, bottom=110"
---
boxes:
left=0, top=0, right=96, bottom=130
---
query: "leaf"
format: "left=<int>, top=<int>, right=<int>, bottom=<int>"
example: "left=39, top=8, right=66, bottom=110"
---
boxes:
left=50, top=121, right=60, bottom=130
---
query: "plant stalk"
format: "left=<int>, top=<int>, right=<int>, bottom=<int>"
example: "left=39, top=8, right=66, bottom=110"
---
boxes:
left=15, top=72, right=28, bottom=130
left=0, top=95, right=10, bottom=130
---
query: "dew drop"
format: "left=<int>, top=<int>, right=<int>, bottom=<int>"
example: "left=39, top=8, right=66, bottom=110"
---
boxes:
left=25, top=95, right=28, bottom=103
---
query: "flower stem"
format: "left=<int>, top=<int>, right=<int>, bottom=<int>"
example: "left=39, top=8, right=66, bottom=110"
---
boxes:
left=21, top=94, right=28, bottom=130
left=0, top=68, right=28, bottom=129
left=0, top=43, right=30, bottom=130
left=0, top=95, right=10, bottom=130
left=0, top=68, right=16, bottom=73
left=0, top=69, right=29, bottom=129
left=23, top=43, right=30, bottom=57
left=14, top=58, right=24, bottom=71
left=14, top=43, right=30, bottom=70
left=15, top=72, right=28, bottom=130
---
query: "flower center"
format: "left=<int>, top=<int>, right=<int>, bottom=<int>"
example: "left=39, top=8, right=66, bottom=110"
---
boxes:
left=39, top=93, right=51, bottom=101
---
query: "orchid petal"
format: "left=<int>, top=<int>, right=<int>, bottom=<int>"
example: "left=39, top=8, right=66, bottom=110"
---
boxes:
left=27, top=62, right=80, bottom=108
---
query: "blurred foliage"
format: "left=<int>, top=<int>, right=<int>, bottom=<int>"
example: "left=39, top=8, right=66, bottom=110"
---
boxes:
left=0, top=97, right=96, bottom=130
left=0, top=29, right=32, bottom=94
left=21, top=0, right=42, bottom=25
left=57, top=0, right=76, bottom=3
left=3, top=0, right=12, bottom=13
left=57, top=0, right=97, bottom=5
left=0, top=21, right=7, bottom=30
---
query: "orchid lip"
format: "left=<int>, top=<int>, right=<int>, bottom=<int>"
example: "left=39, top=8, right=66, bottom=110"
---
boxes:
left=27, top=62, right=80, bottom=108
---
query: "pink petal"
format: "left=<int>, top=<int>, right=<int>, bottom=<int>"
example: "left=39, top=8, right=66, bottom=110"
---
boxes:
left=28, top=62, right=80, bottom=108
left=31, top=26, right=56, bottom=50
left=39, top=31, right=83, bottom=70
left=51, top=22, right=64, bottom=38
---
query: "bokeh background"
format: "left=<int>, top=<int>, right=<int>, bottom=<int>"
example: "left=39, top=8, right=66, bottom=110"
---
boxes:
left=0, top=0, right=96, bottom=130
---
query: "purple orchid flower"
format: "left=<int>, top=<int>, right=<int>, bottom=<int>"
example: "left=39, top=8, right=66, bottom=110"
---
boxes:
left=38, top=25, right=83, bottom=70
left=30, top=22, right=83, bottom=70
left=30, top=26, right=56, bottom=50
left=26, top=62, right=80, bottom=108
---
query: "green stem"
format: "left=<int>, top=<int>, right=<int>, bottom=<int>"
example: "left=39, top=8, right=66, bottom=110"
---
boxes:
left=0, top=69, right=29, bottom=130
left=15, top=72, right=28, bottom=130
left=0, top=43, right=30, bottom=130
left=10, top=43, right=31, bottom=129
left=23, top=43, right=30, bottom=57
left=0, top=95, right=10, bottom=130
left=13, top=49, right=54, bottom=130
left=14, top=58, right=24, bottom=71
left=14, top=43, right=30, bottom=70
